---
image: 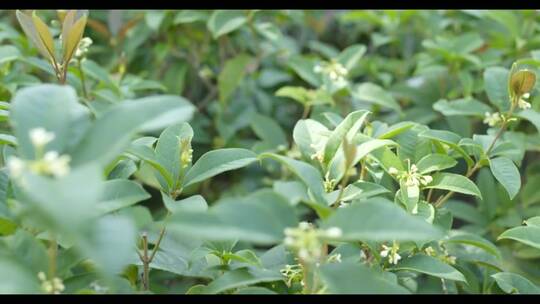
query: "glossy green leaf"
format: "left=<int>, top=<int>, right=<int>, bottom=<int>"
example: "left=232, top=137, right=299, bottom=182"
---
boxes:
left=424, top=173, right=482, bottom=199
left=71, top=95, right=195, bottom=167
left=183, top=148, right=257, bottom=188
left=489, top=157, right=521, bottom=200
left=319, top=261, right=410, bottom=294
left=95, top=180, right=150, bottom=215
left=323, top=110, right=370, bottom=165
left=416, top=154, right=458, bottom=174
left=392, top=254, right=467, bottom=282
left=353, top=82, right=401, bottom=112
left=491, top=272, right=540, bottom=294
left=207, top=10, right=248, bottom=39
left=218, top=53, right=253, bottom=105
left=322, top=198, right=443, bottom=242
left=259, top=153, right=327, bottom=205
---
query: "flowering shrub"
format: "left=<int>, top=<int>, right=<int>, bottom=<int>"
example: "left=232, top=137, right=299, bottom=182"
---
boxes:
left=0, top=10, right=539, bottom=294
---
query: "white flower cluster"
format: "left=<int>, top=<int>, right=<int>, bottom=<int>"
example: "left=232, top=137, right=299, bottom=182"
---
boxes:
left=284, top=222, right=342, bottom=263
left=7, top=128, right=71, bottom=179
left=388, top=161, right=432, bottom=188
left=38, top=272, right=65, bottom=294
left=74, top=37, right=93, bottom=59
left=323, top=172, right=336, bottom=193
left=380, top=241, right=401, bottom=265
left=178, top=137, right=193, bottom=168
left=279, top=264, right=303, bottom=287
left=313, top=60, right=349, bottom=88
left=310, top=138, right=328, bottom=163
left=483, top=112, right=502, bottom=127
left=517, top=92, right=532, bottom=110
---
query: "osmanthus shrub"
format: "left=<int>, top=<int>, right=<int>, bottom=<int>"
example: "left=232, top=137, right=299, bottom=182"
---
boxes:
left=0, top=9, right=539, bottom=294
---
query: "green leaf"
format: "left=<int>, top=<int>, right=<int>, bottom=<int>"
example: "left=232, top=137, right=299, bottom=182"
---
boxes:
left=10, top=84, right=91, bottom=159
left=202, top=267, right=282, bottom=294
left=323, top=110, right=370, bottom=165
left=433, top=98, right=492, bottom=117
left=15, top=10, right=53, bottom=62
left=0, top=134, right=17, bottom=147
left=332, top=181, right=390, bottom=202
left=250, top=114, right=287, bottom=148
left=174, top=10, right=209, bottom=24
left=483, top=67, right=510, bottom=111
left=183, top=148, right=257, bottom=188
left=336, top=44, right=366, bottom=71
left=525, top=216, right=540, bottom=227
left=489, top=157, right=521, bottom=200
left=71, top=95, right=195, bottom=167
left=0, top=256, right=41, bottom=293
left=322, top=198, right=444, bottom=242
left=498, top=226, right=540, bottom=250
left=416, top=154, right=458, bottom=174
left=424, top=173, right=482, bottom=199
left=95, top=180, right=150, bottom=215
left=13, top=164, right=103, bottom=235
left=155, top=123, right=193, bottom=191
left=259, top=153, right=327, bottom=206
left=218, top=53, right=253, bottom=105
left=444, top=230, right=501, bottom=259
left=375, top=121, right=416, bottom=139
left=168, top=190, right=298, bottom=244
left=319, top=261, right=410, bottom=294
left=207, top=10, right=248, bottom=39
left=392, top=254, right=467, bottom=282
left=353, top=83, right=401, bottom=112
left=292, top=119, right=329, bottom=159
left=491, top=272, right=540, bottom=294
left=80, top=215, right=137, bottom=277
left=287, top=55, right=322, bottom=87
left=125, top=144, right=174, bottom=189
left=419, top=129, right=474, bottom=168
left=162, top=193, right=208, bottom=214
left=0, top=45, right=20, bottom=65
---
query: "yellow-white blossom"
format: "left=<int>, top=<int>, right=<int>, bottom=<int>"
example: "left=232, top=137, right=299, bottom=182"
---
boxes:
left=380, top=241, right=401, bottom=265
left=7, top=156, right=25, bottom=178
left=388, top=161, right=433, bottom=188
left=284, top=222, right=342, bottom=263
left=483, top=112, right=502, bottom=127
left=518, top=93, right=532, bottom=110
left=29, top=128, right=55, bottom=149
left=37, top=272, right=65, bottom=294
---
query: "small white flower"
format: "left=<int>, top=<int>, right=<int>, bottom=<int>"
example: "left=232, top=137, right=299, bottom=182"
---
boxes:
left=325, top=227, right=342, bottom=238
left=37, top=272, right=47, bottom=281
left=518, top=98, right=532, bottom=110
left=388, top=252, right=401, bottom=265
left=523, top=93, right=530, bottom=99
left=483, top=112, right=502, bottom=127
left=313, top=65, right=323, bottom=73
left=424, top=246, right=435, bottom=256
left=388, top=167, right=399, bottom=175
left=43, top=151, right=71, bottom=177
left=284, top=236, right=295, bottom=246
left=284, top=227, right=294, bottom=236
left=29, top=128, right=55, bottom=148
left=52, top=278, right=65, bottom=292
left=420, top=175, right=433, bottom=185
left=7, top=156, right=25, bottom=178
left=380, top=244, right=390, bottom=257
left=298, top=248, right=310, bottom=261
left=298, top=221, right=310, bottom=230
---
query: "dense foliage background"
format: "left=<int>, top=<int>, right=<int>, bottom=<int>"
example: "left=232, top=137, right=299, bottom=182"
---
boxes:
left=0, top=10, right=539, bottom=294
